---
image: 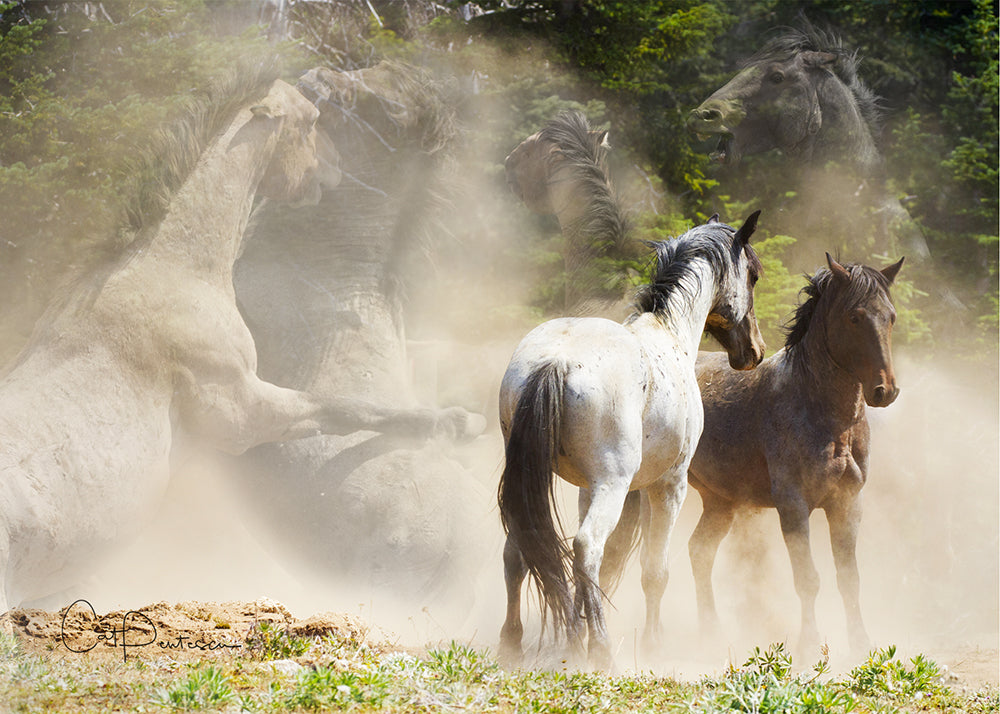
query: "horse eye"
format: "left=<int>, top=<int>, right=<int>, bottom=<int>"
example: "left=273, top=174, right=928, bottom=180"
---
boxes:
left=769, top=72, right=784, bottom=84
left=849, top=311, right=863, bottom=325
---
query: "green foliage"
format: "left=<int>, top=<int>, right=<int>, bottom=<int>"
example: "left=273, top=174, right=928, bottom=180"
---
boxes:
left=691, top=643, right=857, bottom=714
left=154, top=663, right=234, bottom=711
left=426, top=640, right=500, bottom=683
left=244, top=621, right=311, bottom=661
left=283, top=666, right=393, bottom=710
left=847, top=645, right=945, bottom=700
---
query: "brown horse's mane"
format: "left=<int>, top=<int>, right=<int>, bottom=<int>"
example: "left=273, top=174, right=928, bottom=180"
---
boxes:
left=783, top=263, right=892, bottom=350
left=745, top=20, right=882, bottom=135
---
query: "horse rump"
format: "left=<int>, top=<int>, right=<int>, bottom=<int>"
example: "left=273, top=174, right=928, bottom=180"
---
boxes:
left=498, top=360, right=577, bottom=639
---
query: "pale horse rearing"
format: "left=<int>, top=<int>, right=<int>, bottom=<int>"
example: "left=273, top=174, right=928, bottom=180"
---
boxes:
left=0, top=76, right=484, bottom=615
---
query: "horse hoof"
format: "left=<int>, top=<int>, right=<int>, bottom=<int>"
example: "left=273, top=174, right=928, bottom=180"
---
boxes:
left=462, top=412, right=488, bottom=440
left=437, top=408, right=486, bottom=442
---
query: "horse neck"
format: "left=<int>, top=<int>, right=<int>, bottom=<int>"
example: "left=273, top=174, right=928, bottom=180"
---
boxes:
left=789, top=312, right=866, bottom=426
left=634, top=259, right=720, bottom=360
left=143, top=108, right=279, bottom=280
left=814, top=73, right=881, bottom=176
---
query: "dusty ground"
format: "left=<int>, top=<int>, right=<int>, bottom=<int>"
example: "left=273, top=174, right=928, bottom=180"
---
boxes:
left=7, top=599, right=997, bottom=691
left=8, top=598, right=401, bottom=666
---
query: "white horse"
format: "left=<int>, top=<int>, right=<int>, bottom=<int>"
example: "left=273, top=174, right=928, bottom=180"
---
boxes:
left=0, top=71, right=483, bottom=616
left=497, top=212, right=766, bottom=668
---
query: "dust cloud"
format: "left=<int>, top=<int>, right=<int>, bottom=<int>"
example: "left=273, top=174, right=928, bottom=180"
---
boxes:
left=9, top=31, right=996, bottom=687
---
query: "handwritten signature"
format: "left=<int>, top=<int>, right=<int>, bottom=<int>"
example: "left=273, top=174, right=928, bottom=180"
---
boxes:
left=60, top=599, right=242, bottom=662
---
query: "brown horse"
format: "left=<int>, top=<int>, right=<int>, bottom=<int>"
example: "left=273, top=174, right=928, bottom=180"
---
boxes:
left=688, top=253, right=903, bottom=655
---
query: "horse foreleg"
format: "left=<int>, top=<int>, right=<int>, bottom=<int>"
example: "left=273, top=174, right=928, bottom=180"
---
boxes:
left=182, top=373, right=485, bottom=454
left=639, top=474, right=687, bottom=657
left=826, top=496, right=870, bottom=655
left=574, top=478, right=631, bottom=669
left=775, top=495, right=821, bottom=655
left=499, top=536, right=527, bottom=666
left=688, top=489, right=736, bottom=638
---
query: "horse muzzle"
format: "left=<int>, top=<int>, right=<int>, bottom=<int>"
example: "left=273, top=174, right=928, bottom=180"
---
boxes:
left=728, top=340, right=766, bottom=371
left=866, top=382, right=900, bottom=408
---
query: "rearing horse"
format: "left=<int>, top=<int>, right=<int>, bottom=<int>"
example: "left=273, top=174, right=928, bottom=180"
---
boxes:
left=498, top=212, right=765, bottom=667
left=0, top=71, right=482, bottom=616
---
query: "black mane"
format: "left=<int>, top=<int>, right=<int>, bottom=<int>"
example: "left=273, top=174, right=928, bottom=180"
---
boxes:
left=632, top=222, right=761, bottom=317
left=784, top=263, right=892, bottom=349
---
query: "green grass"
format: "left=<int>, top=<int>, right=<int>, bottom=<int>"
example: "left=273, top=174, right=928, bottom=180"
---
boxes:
left=0, top=629, right=995, bottom=713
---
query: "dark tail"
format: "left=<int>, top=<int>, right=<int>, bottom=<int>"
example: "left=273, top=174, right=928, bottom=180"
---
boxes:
left=498, top=361, right=576, bottom=639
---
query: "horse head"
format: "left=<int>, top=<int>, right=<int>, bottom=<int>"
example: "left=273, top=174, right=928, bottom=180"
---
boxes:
left=688, top=48, right=839, bottom=166
left=823, top=254, right=903, bottom=407
left=687, top=27, right=879, bottom=175
left=504, top=112, right=611, bottom=217
left=704, top=210, right=767, bottom=370
left=251, top=80, right=342, bottom=206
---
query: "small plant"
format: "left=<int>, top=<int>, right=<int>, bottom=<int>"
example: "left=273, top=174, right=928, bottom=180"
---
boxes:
left=153, top=664, right=234, bottom=711
left=426, top=641, right=500, bottom=684
left=692, top=643, right=856, bottom=714
left=848, top=645, right=945, bottom=700
left=244, top=621, right=310, bottom=661
left=283, top=665, right=392, bottom=710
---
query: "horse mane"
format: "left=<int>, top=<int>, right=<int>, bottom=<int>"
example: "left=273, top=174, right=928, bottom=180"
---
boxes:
left=539, top=110, right=629, bottom=252
left=121, top=55, right=283, bottom=238
left=631, top=223, right=762, bottom=317
left=746, top=20, right=882, bottom=134
left=783, top=262, right=893, bottom=350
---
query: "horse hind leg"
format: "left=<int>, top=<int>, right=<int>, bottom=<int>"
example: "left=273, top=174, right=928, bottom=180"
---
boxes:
left=688, top=489, right=736, bottom=640
left=499, top=536, right=527, bottom=666
left=639, top=473, right=687, bottom=658
left=574, top=476, right=632, bottom=669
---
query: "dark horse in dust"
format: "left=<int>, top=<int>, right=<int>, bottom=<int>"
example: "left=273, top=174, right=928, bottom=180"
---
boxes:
left=688, top=254, right=903, bottom=655
left=687, top=23, right=925, bottom=259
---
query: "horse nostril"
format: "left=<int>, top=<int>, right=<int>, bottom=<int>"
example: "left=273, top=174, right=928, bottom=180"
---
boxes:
left=700, top=108, right=723, bottom=122
left=873, top=386, right=886, bottom=403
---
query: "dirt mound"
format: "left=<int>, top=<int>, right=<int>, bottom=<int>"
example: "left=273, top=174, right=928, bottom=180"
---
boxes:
left=8, top=598, right=392, bottom=664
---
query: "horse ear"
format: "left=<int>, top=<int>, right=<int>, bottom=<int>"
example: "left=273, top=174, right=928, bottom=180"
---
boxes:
left=251, top=103, right=285, bottom=120
left=708, top=213, right=720, bottom=224
left=734, top=209, right=761, bottom=245
left=826, top=252, right=850, bottom=282
left=881, top=256, right=905, bottom=284
left=598, top=130, right=611, bottom=149
left=802, top=51, right=838, bottom=69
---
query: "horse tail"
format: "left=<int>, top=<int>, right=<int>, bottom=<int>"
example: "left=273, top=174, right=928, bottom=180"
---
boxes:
left=498, top=361, right=575, bottom=640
